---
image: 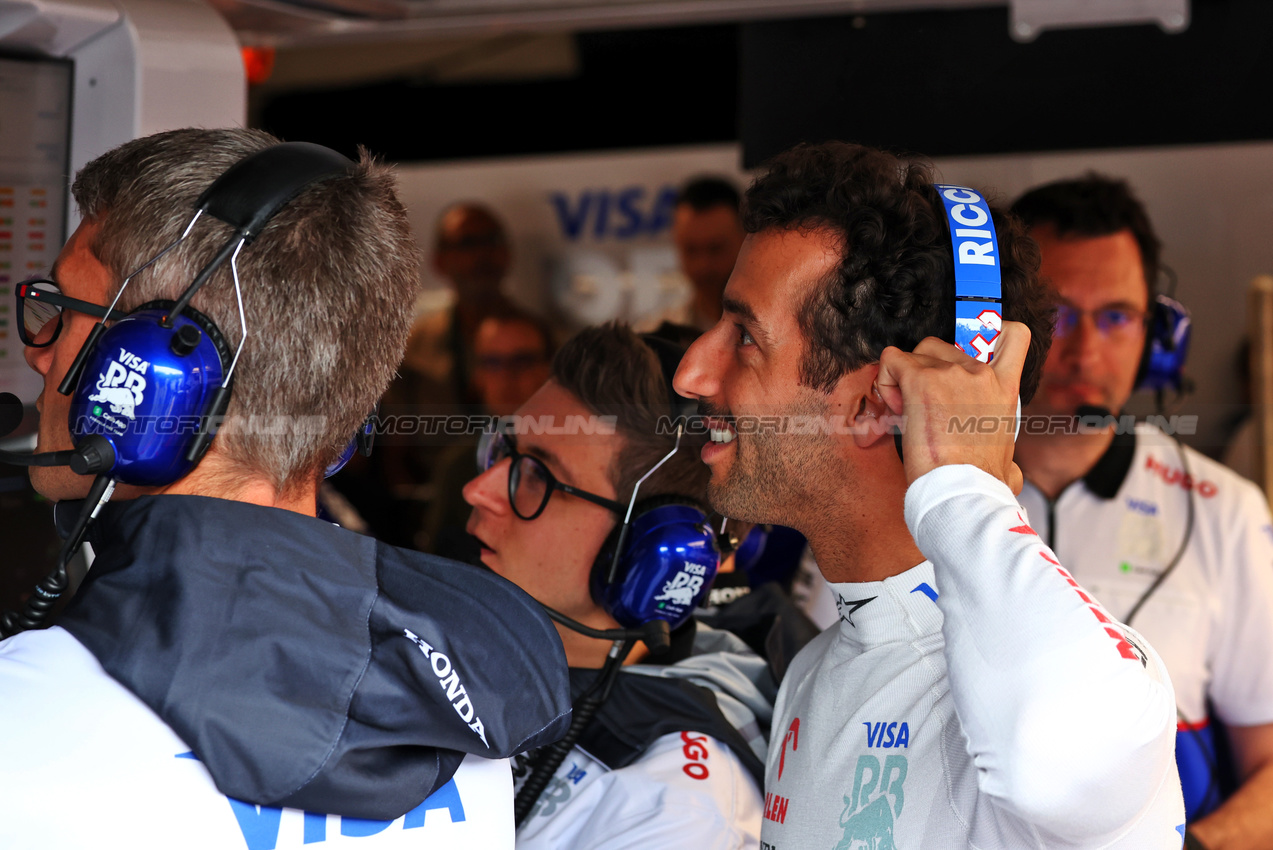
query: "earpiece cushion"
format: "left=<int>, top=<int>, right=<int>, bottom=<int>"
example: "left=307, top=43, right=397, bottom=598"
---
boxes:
left=68, top=302, right=229, bottom=486
left=591, top=496, right=720, bottom=630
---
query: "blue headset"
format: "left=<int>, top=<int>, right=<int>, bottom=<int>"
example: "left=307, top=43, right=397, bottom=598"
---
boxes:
left=1138, top=293, right=1191, bottom=394
left=58, top=143, right=355, bottom=486
left=590, top=493, right=720, bottom=631
left=586, top=336, right=720, bottom=631
left=934, top=184, right=1005, bottom=363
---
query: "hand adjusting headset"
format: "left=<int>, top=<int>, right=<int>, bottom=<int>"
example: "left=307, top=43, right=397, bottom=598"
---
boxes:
left=894, top=184, right=1016, bottom=460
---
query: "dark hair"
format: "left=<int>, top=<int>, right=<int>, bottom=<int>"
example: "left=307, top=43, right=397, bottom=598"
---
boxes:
left=551, top=322, right=707, bottom=505
left=743, top=141, right=1053, bottom=403
left=1010, top=173, right=1160, bottom=299
left=677, top=176, right=741, bottom=214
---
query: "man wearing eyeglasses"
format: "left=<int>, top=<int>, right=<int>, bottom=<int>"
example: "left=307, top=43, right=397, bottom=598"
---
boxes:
left=1012, top=174, right=1273, bottom=850
left=0, top=129, right=573, bottom=849
left=462, top=321, right=773, bottom=849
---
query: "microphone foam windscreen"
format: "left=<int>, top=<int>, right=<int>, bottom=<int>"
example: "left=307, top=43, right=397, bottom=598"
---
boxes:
left=0, top=393, right=25, bottom=439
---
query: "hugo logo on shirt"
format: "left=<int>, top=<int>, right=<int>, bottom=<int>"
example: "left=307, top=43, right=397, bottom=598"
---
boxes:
left=681, top=731, right=710, bottom=780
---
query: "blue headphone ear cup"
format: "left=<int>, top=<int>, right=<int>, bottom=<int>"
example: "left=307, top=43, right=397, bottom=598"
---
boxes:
left=1136, top=294, right=1191, bottom=393
left=591, top=499, right=720, bottom=631
left=69, top=301, right=229, bottom=486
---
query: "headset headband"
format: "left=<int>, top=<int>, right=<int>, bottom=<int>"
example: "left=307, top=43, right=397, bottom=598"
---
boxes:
left=197, top=142, right=355, bottom=240
left=933, top=184, right=1003, bottom=362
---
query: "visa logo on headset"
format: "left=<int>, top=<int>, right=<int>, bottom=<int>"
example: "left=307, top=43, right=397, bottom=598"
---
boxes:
left=86, top=349, right=151, bottom=426
left=653, top=561, right=709, bottom=608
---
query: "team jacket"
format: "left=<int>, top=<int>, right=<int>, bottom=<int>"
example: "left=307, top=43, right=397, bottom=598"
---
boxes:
left=0, top=494, right=573, bottom=849
left=513, top=625, right=773, bottom=849
left=1019, top=424, right=1273, bottom=820
left=762, top=465, right=1185, bottom=849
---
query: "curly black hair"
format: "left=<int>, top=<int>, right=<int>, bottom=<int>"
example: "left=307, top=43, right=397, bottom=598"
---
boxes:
left=743, top=142, right=1054, bottom=404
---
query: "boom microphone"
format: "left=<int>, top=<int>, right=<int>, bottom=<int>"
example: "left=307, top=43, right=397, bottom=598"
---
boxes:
left=0, top=393, right=117, bottom=473
left=0, top=392, right=23, bottom=438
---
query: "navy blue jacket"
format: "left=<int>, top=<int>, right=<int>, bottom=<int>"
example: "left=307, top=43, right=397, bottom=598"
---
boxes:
left=59, top=494, right=572, bottom=820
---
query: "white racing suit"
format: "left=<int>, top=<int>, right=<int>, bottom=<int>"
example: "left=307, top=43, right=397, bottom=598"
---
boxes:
left=762, top=465, right=1185, bottom=848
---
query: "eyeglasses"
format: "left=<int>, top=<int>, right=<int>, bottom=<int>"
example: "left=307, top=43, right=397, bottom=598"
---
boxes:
left=476, top=430, right=624, bottom=520
left=15, top=279, right=128, bottom=348
left=1054, top=304, right=1148, bottom=340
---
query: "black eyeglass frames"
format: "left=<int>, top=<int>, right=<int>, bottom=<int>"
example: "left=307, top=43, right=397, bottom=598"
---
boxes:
left=476, top=430, right=625, bottom=520
left=15, top=279, right=128, bottom=348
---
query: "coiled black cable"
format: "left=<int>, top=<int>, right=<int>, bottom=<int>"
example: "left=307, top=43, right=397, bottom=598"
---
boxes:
left=0, top=473, right=115, bottom=637
left=513, top=638, right=634, bottom=827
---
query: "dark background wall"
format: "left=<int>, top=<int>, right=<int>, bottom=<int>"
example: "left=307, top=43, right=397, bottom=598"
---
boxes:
left=259, top=25, right=738, bottom=162
left=740, top=1, right=1273, bottom=166
left=259, top=1, right=1273, bottom=166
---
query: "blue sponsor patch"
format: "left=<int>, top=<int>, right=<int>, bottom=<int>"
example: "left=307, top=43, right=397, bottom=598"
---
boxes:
left=1126, top=498, right=1158, bottom=516
left=910, top=582, right=938, bottom=602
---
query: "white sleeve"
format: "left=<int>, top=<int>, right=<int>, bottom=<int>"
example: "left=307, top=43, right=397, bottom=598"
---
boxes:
left=904, top=465, right=1180, bottom=842
left=1211, top=478, right=1273, bottom=727
left=521, top=733, right=762, bottom=850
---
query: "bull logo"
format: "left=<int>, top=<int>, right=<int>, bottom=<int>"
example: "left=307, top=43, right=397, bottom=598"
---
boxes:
left=88, top=361, right=146, bottom=420
left=652, top=569, right=704, bottom=607
left=835, top=754, right=907, bottom=850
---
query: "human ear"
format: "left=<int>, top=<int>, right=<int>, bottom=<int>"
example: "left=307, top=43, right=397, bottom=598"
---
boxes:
left=850, top=366, right=893, bottom=449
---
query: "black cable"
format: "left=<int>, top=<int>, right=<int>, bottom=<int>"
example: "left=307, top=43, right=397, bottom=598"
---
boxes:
left=540, top=605, right=671, bottom=655
left=513, top=639, right=634, bottom=827
left=1123, top=436, right=1193, bottom=627
left=0, top=474, right=115, bottom=638
left=1120, top=435, right=1221, bottom=818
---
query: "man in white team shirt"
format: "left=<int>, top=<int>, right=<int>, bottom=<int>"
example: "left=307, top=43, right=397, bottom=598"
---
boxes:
left=1012, top=175, right=1273, bottom=850
left=463, top=323, right=772, bottom=849
left=673, top=142, right=1185, bottom=848
left=0, top=128, right=571, bottom=849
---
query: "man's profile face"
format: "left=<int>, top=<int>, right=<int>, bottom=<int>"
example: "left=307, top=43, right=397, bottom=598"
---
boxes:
left=462, top=380, right=622, bottom=629
left=1030, top=226, right=1149, bottom=418
left=433, top=207, right=510, bottom=302
left=672, top=204, right=745, bottom=302
left=24, top=219, right=116, bottom=502
left=471, top=319, right=551, bottom=418
left=673, top=228, right=844, bottom=525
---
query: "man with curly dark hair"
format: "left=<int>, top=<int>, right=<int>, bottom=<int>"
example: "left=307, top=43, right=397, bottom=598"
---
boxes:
left=674, top=142, right=1184, bottom=847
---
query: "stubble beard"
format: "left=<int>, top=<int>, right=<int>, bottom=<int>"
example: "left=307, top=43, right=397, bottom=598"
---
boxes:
left=705, top=391, right=840, bottom=528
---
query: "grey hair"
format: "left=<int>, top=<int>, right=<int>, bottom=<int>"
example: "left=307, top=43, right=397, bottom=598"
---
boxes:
left=72, top=127, right=420, bottom=494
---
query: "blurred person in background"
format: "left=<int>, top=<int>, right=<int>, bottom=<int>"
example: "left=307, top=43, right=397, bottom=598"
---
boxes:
left=425, top=306, right=555, bottom=559
left=670, top=177, right=745, bottom=332
left=341, top=203, right=517, bottom=547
